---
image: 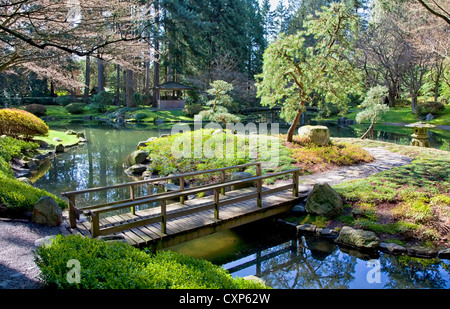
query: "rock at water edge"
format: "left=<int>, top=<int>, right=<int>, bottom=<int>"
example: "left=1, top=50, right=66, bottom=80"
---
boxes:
left=335, top=226, right=380, bottom=250
left=31, top=196, right=63, bottom=227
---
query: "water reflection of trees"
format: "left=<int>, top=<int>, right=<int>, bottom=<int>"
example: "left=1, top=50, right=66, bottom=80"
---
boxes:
left=381, top=255, right=450, bottom=289
left=260, top=237, right=356, bottom=289
left=254, top=236, right=450, bottom=289
left=34, top=127, right=161, bottom=208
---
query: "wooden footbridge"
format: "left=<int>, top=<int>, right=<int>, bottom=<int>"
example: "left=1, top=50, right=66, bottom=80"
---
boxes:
left=60, top=163, right=304, bottom=250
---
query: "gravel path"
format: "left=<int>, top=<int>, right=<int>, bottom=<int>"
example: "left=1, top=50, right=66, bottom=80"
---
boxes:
left=0, top=147, right=413, bottom=289
left=0, top=219, right=62, bottom=289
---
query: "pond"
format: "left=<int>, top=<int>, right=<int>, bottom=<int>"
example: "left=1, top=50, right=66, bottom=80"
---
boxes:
left=32, top=119, right=450, bottom=289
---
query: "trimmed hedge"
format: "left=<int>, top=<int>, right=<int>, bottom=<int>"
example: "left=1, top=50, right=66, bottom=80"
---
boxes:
left=25, top=104, right=47, bottom=117
left=415, top=101, right=445, bottom=116
left=65, top=103, right=86, bottom=114
left=0, top=108, right=49, bottom=139
left=35, top=235, right=269, bottom=289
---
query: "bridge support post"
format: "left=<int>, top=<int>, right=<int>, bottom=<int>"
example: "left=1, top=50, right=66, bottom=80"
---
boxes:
left=256, top=163, right=262, bottom=208
left=68, top=195, right=77, bottom=228
left=130, top=185, right=136, bottom=215
left=220, top=171, right=226, bottom=195
left=179, top=176, right=185, bottom=204
left=214, top=188, right=220, bottom=220
left=91, top=213, right=99, bottom=238
left=293, top=171, right=299, bottom=197
left=161, top=199, right=167, bottom=234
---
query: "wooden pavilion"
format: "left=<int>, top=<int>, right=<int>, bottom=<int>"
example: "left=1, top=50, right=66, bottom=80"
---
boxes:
left=155, top=81, right=192, bottom=110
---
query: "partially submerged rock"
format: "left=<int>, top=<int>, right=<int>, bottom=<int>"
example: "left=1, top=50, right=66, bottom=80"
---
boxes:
left=335, top=226, right=380, bottom=250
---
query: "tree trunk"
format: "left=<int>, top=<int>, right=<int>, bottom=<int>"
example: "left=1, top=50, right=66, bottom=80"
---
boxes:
left=285, top=105, right=304, bottom=143
left=84, top=56, right=91, bottom=103
left=115, top=64, right=121, bottom=105
left=411, top=93, right=417, bottom=114
left=361, top=122, right=374, bottom=139
left=125, top=69, right=136, bottom=107
left=97, top=58, right=105, bottom=93
left=152, top=0, right=160, bottom=108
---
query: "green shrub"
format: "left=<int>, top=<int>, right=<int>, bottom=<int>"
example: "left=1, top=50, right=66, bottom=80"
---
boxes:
left=182, top=104, right=204, bottom=117
left=35, top=235, right=268, bottom=289
left=134, top=113, right=148, bottom=121
left=0, top=177, right=66, bottom=211
left=23, top=97, right=56, bottom=105
left=0, top=108, right=49, bottom=139
left=65, top=103, right=86, bottom=115
left=0, top=136, right=39, bottom=162
left=415, top=101, right=445, bottom=116
left=55, top=96, right=75, bottom=106
left=25, top=104, right=47, bottom=117
left=394, top=98, right=411, bottom=107
left=88, top=91, right=113, bottom=113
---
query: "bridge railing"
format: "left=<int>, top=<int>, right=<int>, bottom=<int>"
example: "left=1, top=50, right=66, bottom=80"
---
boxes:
left=62, top=162, right=263, bottom=228
left=62, top=163, right=301, bottom=239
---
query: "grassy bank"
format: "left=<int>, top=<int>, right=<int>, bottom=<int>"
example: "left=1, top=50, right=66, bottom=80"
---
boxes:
left=140, top=129, right=373, bottom=185
left=293, top=138, right=450, bottom=249
left=0, top=135, right=66, bottom=214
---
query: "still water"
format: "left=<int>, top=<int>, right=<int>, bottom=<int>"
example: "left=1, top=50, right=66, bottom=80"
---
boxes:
left=32, top=120, right=450, bottom=289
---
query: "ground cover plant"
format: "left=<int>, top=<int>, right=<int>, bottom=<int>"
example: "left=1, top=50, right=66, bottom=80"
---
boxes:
left=0, top=136, right=66, bottom=213
left=295, top=138, right=450, bottom=248
left=140, top=129, right=373, bottom=185
left=34, top=234, right=268, bottom=289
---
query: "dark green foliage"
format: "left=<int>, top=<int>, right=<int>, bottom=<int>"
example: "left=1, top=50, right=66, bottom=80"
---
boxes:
left=55, top=96, right=76, bottom=106
left=65, top=103, right=86, bottom=114
left=88, top=91, right=113, bottom=113
left=0, top=136, right=65, bottom=211
left=415, top=101, right=445, bottom=116
left=35, top=235, right=268, bottom=289
left=182, top=104, right=204, bottom=117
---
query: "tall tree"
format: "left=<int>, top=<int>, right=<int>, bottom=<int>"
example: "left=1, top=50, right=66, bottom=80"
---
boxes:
left=0, top=0, right=154, bottom=87
left=256, top=3, right=362, bottom=142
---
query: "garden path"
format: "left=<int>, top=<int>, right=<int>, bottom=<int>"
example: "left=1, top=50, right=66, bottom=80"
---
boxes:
left=294, top=147, right=413, bottom=192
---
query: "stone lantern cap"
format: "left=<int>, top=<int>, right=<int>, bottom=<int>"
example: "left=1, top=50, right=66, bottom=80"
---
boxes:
left=405, top=121, right=436, bottom=128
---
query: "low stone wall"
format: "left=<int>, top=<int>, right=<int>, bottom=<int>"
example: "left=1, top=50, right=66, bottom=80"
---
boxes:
left=158, top=100, right=185, bottom=110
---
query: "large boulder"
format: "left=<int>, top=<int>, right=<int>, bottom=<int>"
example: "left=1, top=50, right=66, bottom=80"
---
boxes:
left=31, top=196, right=63, bottom=227
left=297, top=125, right=330, bottom=146
left=230, top=172, right=255, bottom=190
left=124, top=164, right=147, bottom=175
left=129, top=150, right=149, bottom=165
left=335, top=226, right=380, bottom=250
left=305, top=183, right=343, bottom=218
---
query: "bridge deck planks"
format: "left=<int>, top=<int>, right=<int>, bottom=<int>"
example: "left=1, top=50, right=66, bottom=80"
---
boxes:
left=62, top=186, right=303, bottom=248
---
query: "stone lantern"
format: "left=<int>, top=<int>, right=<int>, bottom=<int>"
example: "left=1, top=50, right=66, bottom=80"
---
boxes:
left=405, top=122, right=435, bottom=147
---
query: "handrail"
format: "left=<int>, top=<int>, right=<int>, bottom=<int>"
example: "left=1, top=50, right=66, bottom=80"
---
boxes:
left=61, top=162, right=260, bottom=197
left=62, top=162, right=263, bottom=228
left=86, top=168, right=300, bottom=238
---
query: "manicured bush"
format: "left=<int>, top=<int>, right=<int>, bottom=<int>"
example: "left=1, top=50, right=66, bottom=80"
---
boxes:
left=55, top=96, right=76, bottom=106
left=182, top=104, right=204, bottom=117
left=0, top=108, right=49, bottom=139
left=23, top=97, right=56, bottom=105
left=88, top=91, right=113, bottom=113
left=25, top=104, right=47, bottom=116
left=65, top=103, right=86, bottom=114
left=415, top=101, right=445, bottom=116
left=34, top=235, right=268, bottom=289
left=0, top=177, right=66, bottom=211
